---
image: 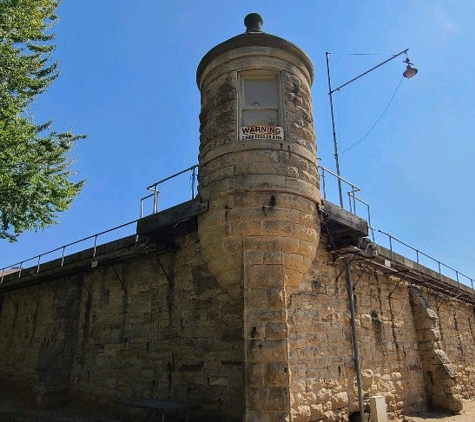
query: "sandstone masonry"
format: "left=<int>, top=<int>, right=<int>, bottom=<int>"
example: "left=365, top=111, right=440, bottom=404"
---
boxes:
left=1, top=13, right=474, bottom=422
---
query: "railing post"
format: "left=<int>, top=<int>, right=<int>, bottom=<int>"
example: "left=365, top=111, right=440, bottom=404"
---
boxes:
left=365, top=203, right=374, bottom=241
left=36, top=255, right=42, bottom=274
left=323, top=170, right=327, bottom=199
left=61, top=246, right=66, bottom=267
left=191, top=166, right=197, bottom=199
left=153, top=186, right=159, bottom=214
left=351, top=186, right=357, bottom=214
left=93, top=235, right=98, bottom=258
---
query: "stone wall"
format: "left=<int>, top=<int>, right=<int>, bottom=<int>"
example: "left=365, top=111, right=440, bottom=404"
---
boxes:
left=0, top=232, right=245, bottom=421
left=424, top=288, right=475, bottom=400
left=71, top=232, right=244, bottom=419
left=287, top=241, right=475, bottom=421
left=1, top=231, right=475, bottom=421
left=0, top=275, right=83, bottom=407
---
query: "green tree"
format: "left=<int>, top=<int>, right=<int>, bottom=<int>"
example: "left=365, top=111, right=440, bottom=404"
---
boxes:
left=0, top=0, right=84, bottom=241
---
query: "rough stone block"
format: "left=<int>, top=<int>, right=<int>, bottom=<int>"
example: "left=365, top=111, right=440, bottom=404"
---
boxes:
left=246, top=288, right=268, bottom=309
left=245, top=308, right=285, bottom=324
left=331, top=392, right=348, bottom=409
left=247, top=386, right=289, bottom=412
left=247, top=363, right=265, bottom=387
left=267, top=288, right=285, bottom=309
left=245, top=411, right=270, bottom=422
left=263, top=220, right=295, bottom=237
left=310, top=403, right=323, bottom=421
left=266, top=362, right=289, bottom=386
left=265, top=322, right=287, bottom=340
left=247, top=339, right=288, bottom=363
left=292, top=405, right=311, bottom=422
left=247, top=264, right=285, bottom=289
left=263, top=251, right=284, bottom=265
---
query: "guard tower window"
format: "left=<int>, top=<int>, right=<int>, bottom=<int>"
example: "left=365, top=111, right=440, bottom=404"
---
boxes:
left=241, top=75, right=280, bottom=126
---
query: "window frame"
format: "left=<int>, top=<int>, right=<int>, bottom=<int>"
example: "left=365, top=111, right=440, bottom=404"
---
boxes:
left=238, top=71, right=283, bottom=134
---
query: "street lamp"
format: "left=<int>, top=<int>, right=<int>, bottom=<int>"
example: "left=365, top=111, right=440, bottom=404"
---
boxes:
left=325, top=48, right=418, bottom=207
left=325, top=49, right=418, bottom=422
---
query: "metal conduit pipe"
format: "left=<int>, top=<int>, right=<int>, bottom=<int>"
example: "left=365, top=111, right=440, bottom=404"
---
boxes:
left=344, top=257, right=365, bottom=422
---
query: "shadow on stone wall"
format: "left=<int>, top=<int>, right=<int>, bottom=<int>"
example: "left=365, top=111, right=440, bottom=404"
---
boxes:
left=409, top=286, right=463, bottom=413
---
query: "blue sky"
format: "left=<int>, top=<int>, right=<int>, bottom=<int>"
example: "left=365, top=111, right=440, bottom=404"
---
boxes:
left=2, top=1, right=474, bottom=286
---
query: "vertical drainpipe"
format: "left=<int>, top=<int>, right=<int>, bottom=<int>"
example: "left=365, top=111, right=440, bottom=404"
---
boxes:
left=344, top=257, right=365, bottom=421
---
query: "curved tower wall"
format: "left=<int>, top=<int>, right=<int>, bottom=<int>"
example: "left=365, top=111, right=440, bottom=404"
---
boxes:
left=197, top=17, right=320, bottom=420
left=197, top=33, right=320, bottom=299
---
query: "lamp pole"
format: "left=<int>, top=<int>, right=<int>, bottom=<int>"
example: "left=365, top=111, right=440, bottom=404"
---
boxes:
left=325, top=48, right=417, bottom=208
left=325, top=48, right=417, bottom=422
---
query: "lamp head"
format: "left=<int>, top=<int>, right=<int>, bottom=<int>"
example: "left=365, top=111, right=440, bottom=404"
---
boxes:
left=403, top=57, right=418, bottom=79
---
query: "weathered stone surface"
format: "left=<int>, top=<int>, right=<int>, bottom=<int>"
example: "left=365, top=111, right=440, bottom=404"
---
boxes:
left=331, top=392, right=349, bottom=410
left=266, top=362, right=289, bottom=386
left=2, top=17, right=475, bottom=422
left=196, top=24, right=320, bottom=422
left=409, top=286, right=463, bottom=413
left=2, top=217, right=475, bottom=421
left=292, top=405, right=311, bottom=422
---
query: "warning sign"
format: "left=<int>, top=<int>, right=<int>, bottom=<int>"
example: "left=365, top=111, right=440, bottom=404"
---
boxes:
left=240, top=125, right=284, bottom=141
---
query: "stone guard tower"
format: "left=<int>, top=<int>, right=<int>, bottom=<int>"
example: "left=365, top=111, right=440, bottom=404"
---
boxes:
left=197, top=14, right=320, bottom=421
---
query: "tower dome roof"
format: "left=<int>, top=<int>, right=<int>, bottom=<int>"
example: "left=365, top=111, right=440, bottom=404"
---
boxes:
left=196, top=13, right=314, bottom=87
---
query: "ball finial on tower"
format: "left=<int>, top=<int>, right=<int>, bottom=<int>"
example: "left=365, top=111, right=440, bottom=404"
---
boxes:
left=244, top=13, right=263, bottom=33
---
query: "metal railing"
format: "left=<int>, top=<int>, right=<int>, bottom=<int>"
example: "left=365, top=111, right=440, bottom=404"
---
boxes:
left=2, top=163, right=473, bottom=291
left=1, top=220, right=138, bottom=284
left=1, top=165, right=201, bottom=283
left=140, top=165, right=198, bottom=218
left=318, top=165, right=474, bottom=290
left=319, top=165, right=375, bottom=240
left=376, top=230, right=475, bottom=290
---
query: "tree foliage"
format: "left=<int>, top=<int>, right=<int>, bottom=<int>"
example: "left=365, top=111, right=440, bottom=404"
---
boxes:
left=0, top=0, right=84, bottom=241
